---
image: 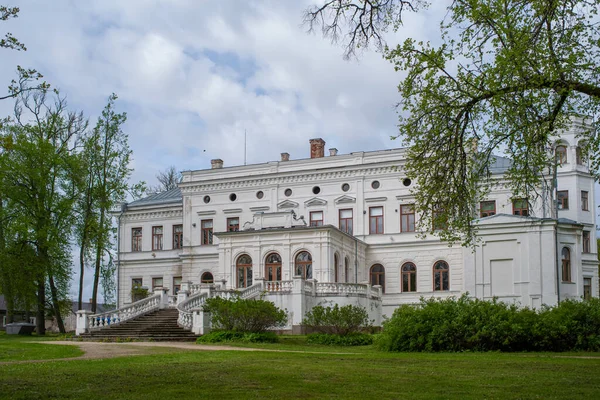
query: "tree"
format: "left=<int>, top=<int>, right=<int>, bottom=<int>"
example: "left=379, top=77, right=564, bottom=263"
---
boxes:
left=305, top=0, right=600, bottom=244
left=150, top=165, right=181, bottom=193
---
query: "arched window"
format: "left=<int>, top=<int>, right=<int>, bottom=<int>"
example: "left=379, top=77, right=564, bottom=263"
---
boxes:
left=433, top=261, right=449, bottom=291
left=344, top=257, right=350, bottom=283
left=265, top=253, right=282, bottom=281
left=295, top=251, right=312, bottom=279
left=401, top=263, right=417, bottom=292
left=576, top=144, right=586, bottom=165
left=334, top=253, right=339, bottom=282
left=370, top=264, right=385, bottom=293
left=236, top=254, right=253, bottom=288
left=561, top=247, right=571, bottom=282
left=200, top=272, right=214, bottom=284
left=556, top=145, right=567, bottom=165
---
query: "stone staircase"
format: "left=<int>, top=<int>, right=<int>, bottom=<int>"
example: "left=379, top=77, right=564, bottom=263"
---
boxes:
left=79, top=309, right=198, bottom=342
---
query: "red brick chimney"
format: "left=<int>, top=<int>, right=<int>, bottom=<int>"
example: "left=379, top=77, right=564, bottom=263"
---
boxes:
left=211, top=159, right=223, bottom=169
left=281, top=152, right=290, bottom=161
left=309, top=138, right=325, bottom=159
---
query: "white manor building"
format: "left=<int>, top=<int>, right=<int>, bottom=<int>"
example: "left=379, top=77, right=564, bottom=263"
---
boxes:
left=92, top=120, right=598, bottom=334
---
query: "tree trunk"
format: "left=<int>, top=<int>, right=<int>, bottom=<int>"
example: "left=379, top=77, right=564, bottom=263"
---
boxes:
left=36, top=280, right=45, bottom=335
left=49, top=274, right=66, bottom=334
left=91, top=208, right=105, bottom=314
left=78, top=234, right=86, bottom=311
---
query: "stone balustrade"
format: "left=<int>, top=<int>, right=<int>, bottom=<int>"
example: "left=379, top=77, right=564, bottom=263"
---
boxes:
left=177, top=292, right=208, bottom=330
left=264, top=280, right=293, bottom=292
left=316, top=282, right=367, bottom=296
left=86, top=294, right=161, bottom=330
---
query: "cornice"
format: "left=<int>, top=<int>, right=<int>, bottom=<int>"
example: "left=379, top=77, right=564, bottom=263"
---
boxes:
left=122, top=209, right=183, bottom=221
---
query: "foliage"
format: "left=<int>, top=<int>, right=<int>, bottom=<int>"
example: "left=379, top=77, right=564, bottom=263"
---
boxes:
left=377, top=295, right=600, bottom=352
left=196, top=331, right=279, bottom=344
left=149, top=165, right=181, bottom=193
left=306, top=332, right=374, bottom=346
left=202, top=296, right=288, bottom=333
left=305, top=0, right=600, bottom=245
left=302, top=304, right=371, bottom=335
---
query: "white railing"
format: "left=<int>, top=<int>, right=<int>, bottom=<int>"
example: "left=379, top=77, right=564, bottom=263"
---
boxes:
left=88, top=294, right=161, bottom=329
left=177, top=292, right=208, bottom=330
left=264, top=280, right=293, bottom=293
left=304, top=279, right=314, bottom=294
left=316, top=282, right=368, bottom=296
left=239, top=282, right=263, bottom=299
left=370, top=286, right=382, bottom=299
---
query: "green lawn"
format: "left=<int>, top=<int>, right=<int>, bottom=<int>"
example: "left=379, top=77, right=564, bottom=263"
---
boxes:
left=0, top=332, right=83, bottom=362
left=0, top=336, right=599, bottom=399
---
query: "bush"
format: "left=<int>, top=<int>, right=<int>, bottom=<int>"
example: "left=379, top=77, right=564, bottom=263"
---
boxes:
left=202, top=296, right=287, bottom=333
left=377, top=295, right=600, bottom=352
left=306, top=333, right=374, bottom=346
left=303, top=304, right=371, bottom=335
left=196, top=331, right=279, bottom=344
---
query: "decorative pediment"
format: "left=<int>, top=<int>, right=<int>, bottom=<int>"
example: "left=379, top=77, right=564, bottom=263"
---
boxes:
left=304, top=197, right=327, bottom=207
left=335, top=195, right=356, bottom=205
left=277, top=200, right=299, bottom=209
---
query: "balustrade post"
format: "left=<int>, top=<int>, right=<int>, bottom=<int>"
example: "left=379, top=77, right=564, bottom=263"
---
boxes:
left=192, top=309, right=211, bottom=335
left=178, top=284, right=190, bottom=305
left=75, top=310, right=92, bottom=335
left=154, top=287, right=170, bottom=309
left=310, top=278, right=318, bottom=296
left=291, top=276, right=306, bottom=332
left=254, top=277, right=265, bottom=292
left=373, top=285, right=382, bottom=298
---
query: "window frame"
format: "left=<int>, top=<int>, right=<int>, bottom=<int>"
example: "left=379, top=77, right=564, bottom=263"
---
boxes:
left=236, top=254, right=253, bottom=288
left=152, top=277, right=163, bottom=291
left=227, top=217, right=240, bottom=232
left=339, top=208, right=353, bottom=235
left=131, top=278, right=143, bottom=290
left=433, top=261, right=450, bottom=291
left=512, top=199, right=529, bottom=216
left=555, top=145, right=567, bottom=165
left=581, top=191, right=589, bottom=211
left=265, top=252, right=282, bottom=282
left=309, top=211, right=324, bottom=227
left=152, top=226, right=163, bottom=251
left=480, top=200, right=496, bottom=218
left=132, top=227, right=143, bottom=252
left=561, top=247, right=572, bottom=283
left=584, top=277, right=592, bottom=300
left=557, top=190, right=569, bottom=210
left=201, top=272, right=214, bottom=284
left=294, top=251, right=313, bottom=279
left=201, top=219, right=213, bottom=245
left=369, top=264, right=385, bottom=293
left=173, top=276, right=182, bottom=295
left=369, top=206, right=384, bottom=234
left=583, top=231, right=591, bottom=254
left=173, top=224, right=183, bottom=249
left=400, top=204, right=415, bottom=232
left=401, top=262, right=417, bottom=292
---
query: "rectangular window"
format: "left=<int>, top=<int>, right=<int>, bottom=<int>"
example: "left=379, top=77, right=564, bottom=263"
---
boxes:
left=339, top=209, right=353, bottom=235
left=152, top=277, right=163, bottom=291
left=152, top=226, right=163, bottom=251
left=557, top=190, right=569, bottom=210
left=582, top=191, right=589, bottom=211
left=480, top=201, right=496, bottom=218
left=131, top=278, right=143, bottom=289
left=201, top=220, right=213, bottom=245
left=310, top=211, right=323, bottom=227
left=173, top=276, right=182, bottom=295
left=369, top=206, right=384, bottom=234
left=173, top=224, right=183, bottom=249
left=512, top=199, right=529, bottom=216
left=583, top=231, right=591, bottom=253
left=132, top=228, right=142, bottom=252
left=584, top=277, right=592, bottom=300
left=227, top=217, right=240, bottom=232
left=400, top=204, right=415, bottom=232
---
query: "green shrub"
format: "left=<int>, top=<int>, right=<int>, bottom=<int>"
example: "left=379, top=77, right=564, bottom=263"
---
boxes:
left=303, top=304, right=371, bottom=335
left=196, top=331, right=279, bottom=344
left=306, top=333, right=374, bottom=346
left=377, top=295, right=600, bottom=352
left=202, top=296, right=287, bottom=333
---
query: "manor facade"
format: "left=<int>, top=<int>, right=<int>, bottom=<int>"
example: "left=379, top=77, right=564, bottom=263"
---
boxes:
left=114, top=121, right=598, bottom=327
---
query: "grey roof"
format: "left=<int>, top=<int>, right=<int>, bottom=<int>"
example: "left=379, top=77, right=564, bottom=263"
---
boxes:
left=128, top=187, right=182, bottom=207
left=489, top=155, right=512, bottom=173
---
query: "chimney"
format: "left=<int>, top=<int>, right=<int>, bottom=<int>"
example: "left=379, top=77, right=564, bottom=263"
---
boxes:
left=211, top=159, right=223, bottom=169
left=309, top=138, right=325, bottom=159
left=281, top=152, right=290, bottom=161
left=329, top=148, right=338, bottom=156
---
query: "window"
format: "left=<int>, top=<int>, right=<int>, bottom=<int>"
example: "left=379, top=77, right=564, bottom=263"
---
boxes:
left=561, top=247, right=571, bottom=282
left=284, top=188, right=292, bottom=197
left=295, top=251, right=312, bottom=279
left=432, top=207, right=447, bottom=231
left=341, top=183, right=350, bottom=192
left=173, top=225, right=183, bottom=249
left=265, top=253, right=282, bottom=281
left=152, top=277, right=163, bottom=291
left=433, top=261, right=449, bottom=291
left=310, top=211, right=323, bottom=227
left=229, top=193, right=237, bottom=202
left=512, top=199, right=529, bottom=216
left=131, top=278, right=143, bottom=289
left=583, top=231, right=591, bottom=253
left=312, top=186, right=321, bottom=194
left=339, top=209, right=353, bottom=235
left=345, top=257, right=350, bottom=283
left=201, top=272, right=214, bottom=284
left=334, top=254, right=339, bottom=282
left=369, top=206, right=384, bottom=234
left=576, top=146, right=586, bottom=165
left=480, top=201, right=496, bottom=218
left=401, top=263, right=417, bottom=292
left=227, top=217, right=239, bottom=232
left=201, top=220, right=213, bottom=245
left=152, top=226, right=163, bottom=251
left=582, top=191, right=589, bottom=211
left=371, top=180, right=380, bottom=189
left=132, top=228, right=142, bottom=252
left=402, top=178, right=411, bottom=187
left=400, top=204, right=415, bottom=232
left=256, top=191, right=264, bottom=199
left=173, top=276, right=182, bottom=294
left=584, top=278, right=592, bottom=300
left=557, top=191, right=569, bottom=210
left=203, top=195, right=211, bottom=204
left=236, top=255, right=253, bottom=288
left=370, top=264, right=385, bottom=293
left=556, top=145, right=567, bottom=164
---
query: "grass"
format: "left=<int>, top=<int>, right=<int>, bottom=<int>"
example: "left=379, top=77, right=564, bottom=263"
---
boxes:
left=0, top=335, right=599, bottom=399
left=0, top=332, right=84, bottom=362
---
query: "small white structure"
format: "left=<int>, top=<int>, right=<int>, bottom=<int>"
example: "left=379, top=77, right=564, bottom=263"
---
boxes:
left=77, top=120, right=598, bottom=335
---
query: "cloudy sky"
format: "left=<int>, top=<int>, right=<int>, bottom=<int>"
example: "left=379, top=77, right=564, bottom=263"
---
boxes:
left=2, top=1, right=451, bottom=301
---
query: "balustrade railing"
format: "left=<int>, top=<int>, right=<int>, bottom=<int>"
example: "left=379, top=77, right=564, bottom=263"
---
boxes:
left=264, top=280, right=293, bottom=293
left=177, top=292, right=208, bottom=330
left=239, top=282, right=263, bottom=299
left=88, top=294, right=161, bottom=329
left=316, top=282, right=368, bottom=296
left=303, top=279, right=314, bottom=294
left=369, top=286, right=382, bottom=299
